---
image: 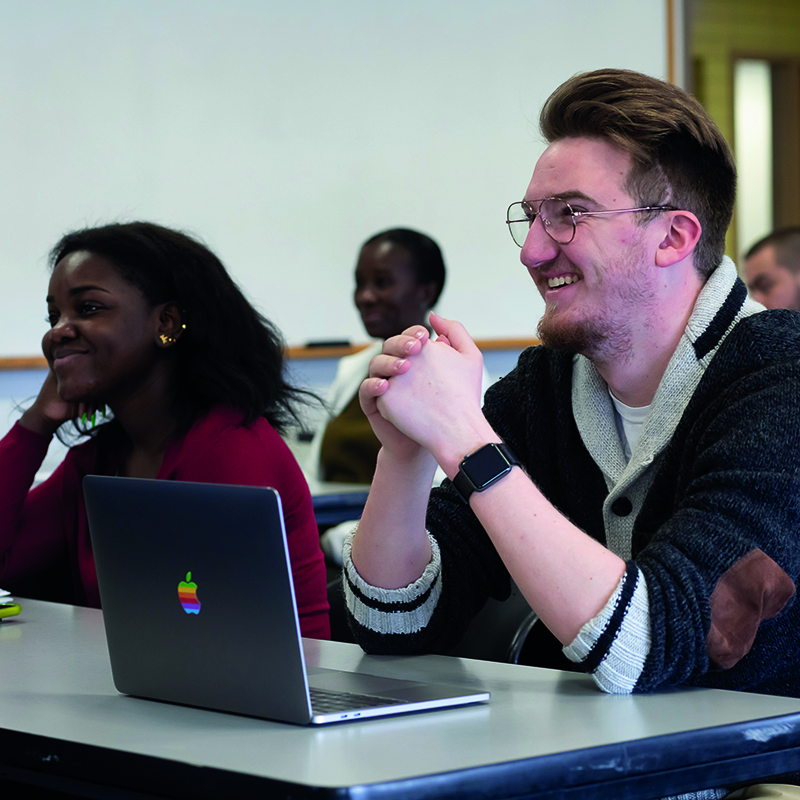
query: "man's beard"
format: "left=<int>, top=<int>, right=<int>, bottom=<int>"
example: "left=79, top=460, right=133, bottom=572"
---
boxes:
left=536, top=241, right=653, bottom=362
left=537, top=302, right=608, bottom=357
left=536, top=281, right=646, bottom=364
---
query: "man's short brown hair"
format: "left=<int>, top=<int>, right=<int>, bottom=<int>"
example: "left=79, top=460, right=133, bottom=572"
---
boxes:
left=540, top=69, right=736, bottom=280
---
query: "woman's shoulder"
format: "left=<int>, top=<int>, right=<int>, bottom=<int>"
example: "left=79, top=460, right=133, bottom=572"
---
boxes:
left=185, top=406, right=275, bottom=437
left=177, top=406, right=290, bottom=455
left=165, top=407, right=304, bottom=487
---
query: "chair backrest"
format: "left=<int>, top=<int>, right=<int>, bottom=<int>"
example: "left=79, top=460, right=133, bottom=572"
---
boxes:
left=444, top=584, right=537, bottom=664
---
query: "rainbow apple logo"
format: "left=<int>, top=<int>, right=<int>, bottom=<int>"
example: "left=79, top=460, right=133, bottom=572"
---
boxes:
left=178, top=572, right=201, bottom=614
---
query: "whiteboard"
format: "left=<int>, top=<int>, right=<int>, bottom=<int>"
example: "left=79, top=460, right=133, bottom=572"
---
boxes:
left=0, top=0, right=668, bottom=357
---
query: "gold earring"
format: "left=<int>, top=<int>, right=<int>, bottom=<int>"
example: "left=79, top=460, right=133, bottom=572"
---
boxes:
left=159, top=333, right=177, bottom=345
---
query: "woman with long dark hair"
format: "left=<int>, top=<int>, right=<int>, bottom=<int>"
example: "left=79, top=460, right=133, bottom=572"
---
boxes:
left=0, top=222, right=329, bottom=638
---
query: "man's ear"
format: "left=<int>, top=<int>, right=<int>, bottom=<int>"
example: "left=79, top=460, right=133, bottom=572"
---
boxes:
left=155, top=302, right=185, bottom=348
left=655, top=210, right=703, bottom=268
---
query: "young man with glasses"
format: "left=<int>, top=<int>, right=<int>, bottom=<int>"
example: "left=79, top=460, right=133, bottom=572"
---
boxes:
left=342, top=69, right=800, bottom=730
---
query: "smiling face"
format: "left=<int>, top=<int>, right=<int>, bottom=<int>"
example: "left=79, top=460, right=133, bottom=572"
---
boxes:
left=520, top=137, right=665, bottom=360
left=43, top=251, right=168, bottom=406
left=743, top=244, right=800, bottom=311
left=354, top=241, right=437, bottom=340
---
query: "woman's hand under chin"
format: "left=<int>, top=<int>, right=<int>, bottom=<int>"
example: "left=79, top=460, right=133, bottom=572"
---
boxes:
left=19, top=369, right=100, bottom=438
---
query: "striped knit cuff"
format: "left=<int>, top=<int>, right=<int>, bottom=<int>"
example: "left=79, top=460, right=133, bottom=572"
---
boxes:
left=342, top=530, right=442, bottom=634
left=563, top=565, right=651, bottom=694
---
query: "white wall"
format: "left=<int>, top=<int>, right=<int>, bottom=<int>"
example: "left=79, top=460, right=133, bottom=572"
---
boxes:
left=0, top=0, right=668, bottom=358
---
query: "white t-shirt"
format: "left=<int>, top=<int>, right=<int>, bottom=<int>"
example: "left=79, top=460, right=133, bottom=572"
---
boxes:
left=609, top=392, right=650, bottom=462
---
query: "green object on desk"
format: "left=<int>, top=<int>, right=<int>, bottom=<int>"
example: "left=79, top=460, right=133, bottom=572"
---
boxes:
left=0, top=602, right=21, bottom=619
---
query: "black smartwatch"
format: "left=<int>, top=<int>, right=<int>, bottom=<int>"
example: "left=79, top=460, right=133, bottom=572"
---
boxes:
left=452, top=442, right=522, bottom=504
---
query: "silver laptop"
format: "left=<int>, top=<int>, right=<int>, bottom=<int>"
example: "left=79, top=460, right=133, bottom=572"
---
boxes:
left=83, top=476, right=489, bottom=724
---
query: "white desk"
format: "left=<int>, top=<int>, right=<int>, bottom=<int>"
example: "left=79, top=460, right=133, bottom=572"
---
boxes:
left=3, top=599, right=800, bottom=799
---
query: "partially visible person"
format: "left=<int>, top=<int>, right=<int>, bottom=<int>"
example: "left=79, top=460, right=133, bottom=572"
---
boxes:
left=305, top=228, right=447, bottom=567
left=347, top=68, right=800, bottom=710
left=0, top=222, right=329, bottom=639
left=743, top=227, right=800, bottom=310
left=306, top=228, right=446, bottom=486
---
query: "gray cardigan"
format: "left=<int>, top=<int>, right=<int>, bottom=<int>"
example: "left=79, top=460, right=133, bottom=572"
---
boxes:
left=344, top=260, right=800, bottom=697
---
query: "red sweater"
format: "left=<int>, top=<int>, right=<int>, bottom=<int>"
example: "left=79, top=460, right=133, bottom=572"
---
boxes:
left=0, top=407, right=330, bottom=639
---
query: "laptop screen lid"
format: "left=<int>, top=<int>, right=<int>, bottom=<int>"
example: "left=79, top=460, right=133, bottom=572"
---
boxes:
left=84, top=476, right=490, bottom=725
left=84, top=476, right=316, bottom=723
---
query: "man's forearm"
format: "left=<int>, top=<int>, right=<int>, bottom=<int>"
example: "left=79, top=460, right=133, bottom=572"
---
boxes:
left=349, top=447, right=438, bottom=589
left=467, top=467, right=626, bottom=645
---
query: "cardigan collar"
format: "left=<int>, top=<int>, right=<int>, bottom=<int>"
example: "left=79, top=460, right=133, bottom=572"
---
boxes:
left=572, top=257, right=762, bottom=488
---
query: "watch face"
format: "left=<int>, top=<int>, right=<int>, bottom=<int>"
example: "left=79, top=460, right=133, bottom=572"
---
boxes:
left=464, top=445, right=512, bottom=490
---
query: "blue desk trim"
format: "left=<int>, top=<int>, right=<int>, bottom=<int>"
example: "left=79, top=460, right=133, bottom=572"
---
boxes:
left=3, top=712, right=800, bottom=799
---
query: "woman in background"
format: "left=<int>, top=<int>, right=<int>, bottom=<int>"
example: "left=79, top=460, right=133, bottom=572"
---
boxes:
left=306, top=228, right=452, bottom=567
left=0, top=222, right=329, bottom=638
left=307, top=228, right=445, bottom=485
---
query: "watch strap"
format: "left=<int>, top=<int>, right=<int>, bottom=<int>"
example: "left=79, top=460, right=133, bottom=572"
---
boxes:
left=452, top=442, right=521, bottom=504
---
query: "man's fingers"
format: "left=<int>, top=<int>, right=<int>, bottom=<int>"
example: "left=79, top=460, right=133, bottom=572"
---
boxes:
left=429, top=312, right=478, bottom=355
left=358, top=376, right=389, bottom=416
left=382, top=331, right=427, bottom=359
left=400, top=324, right=430, bottom=341
left=368, top=354, right=412, bottom=379
left=360, top=376, right=389, bottom=398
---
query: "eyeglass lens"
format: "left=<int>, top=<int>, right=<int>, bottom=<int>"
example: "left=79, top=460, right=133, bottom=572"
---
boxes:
left=506, top=199, right=576, bottom=247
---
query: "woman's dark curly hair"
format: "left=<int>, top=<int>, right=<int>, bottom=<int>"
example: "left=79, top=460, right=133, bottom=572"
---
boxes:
left=49, top=221, right=311, bottom=437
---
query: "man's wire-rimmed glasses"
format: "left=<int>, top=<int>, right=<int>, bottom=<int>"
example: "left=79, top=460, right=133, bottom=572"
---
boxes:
left=506, top=198, right=678, bottom=247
